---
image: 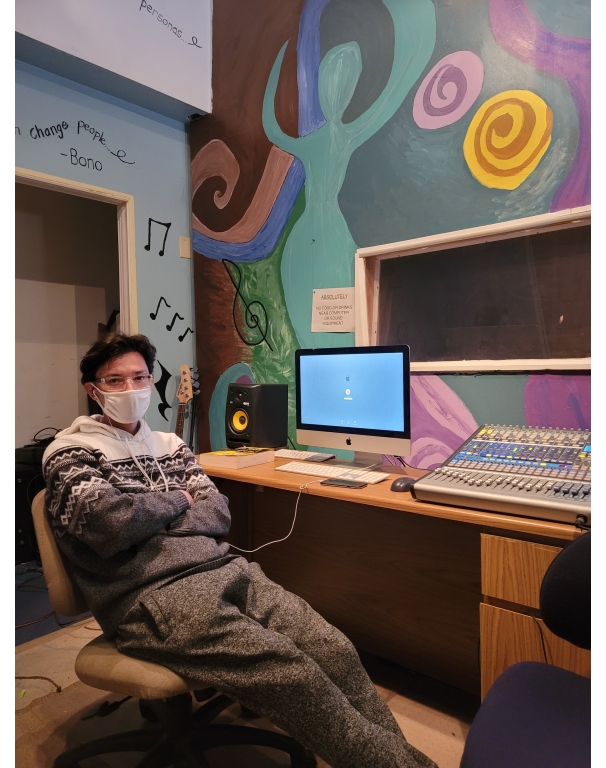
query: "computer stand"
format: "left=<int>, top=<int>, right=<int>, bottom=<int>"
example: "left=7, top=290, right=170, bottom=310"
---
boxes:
left=327, top=452, right=411, bottom=475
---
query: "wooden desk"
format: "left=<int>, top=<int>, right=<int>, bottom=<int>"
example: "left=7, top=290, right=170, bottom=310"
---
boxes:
left=200, top=459, right=587, bottom=697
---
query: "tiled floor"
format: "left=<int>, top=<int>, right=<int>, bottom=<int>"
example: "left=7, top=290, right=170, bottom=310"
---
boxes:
left=16, top=621, right=478, bottom=767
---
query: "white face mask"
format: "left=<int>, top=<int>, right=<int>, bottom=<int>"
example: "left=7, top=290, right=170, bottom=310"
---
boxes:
left=92, top=385, right=152, bottom=424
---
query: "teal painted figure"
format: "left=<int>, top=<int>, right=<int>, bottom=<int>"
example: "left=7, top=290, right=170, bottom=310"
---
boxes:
left=263, top=0, right=437, bottom=349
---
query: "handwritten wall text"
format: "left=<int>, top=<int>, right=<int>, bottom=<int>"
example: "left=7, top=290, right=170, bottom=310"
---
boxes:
left=60, top=148, right=103, bottom=171
left=30, top=121, right=69, bottom=140
left=77, top=120, right=135, bottom=165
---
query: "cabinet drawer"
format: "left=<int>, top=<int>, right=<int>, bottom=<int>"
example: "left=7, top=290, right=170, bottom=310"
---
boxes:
left=481, top=534, right=561, bottom=609
left=480, top=603, right=590, bottom=698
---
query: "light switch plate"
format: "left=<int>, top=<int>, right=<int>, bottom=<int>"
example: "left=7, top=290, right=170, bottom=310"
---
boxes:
left=179, top=236, right=192, bottom=258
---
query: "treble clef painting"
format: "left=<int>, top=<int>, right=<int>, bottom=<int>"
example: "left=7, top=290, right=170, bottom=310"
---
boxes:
left=222, top=259, right=273, bottom=351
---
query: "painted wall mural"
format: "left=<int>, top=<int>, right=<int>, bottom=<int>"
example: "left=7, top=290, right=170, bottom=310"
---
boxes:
left=413, top=51, right=484, bottom=130
left=264, top=0, right=436, bottom=349
left=463, top=90, right=553, bottom=190
left=192, top=0, right=590, bottom=464
left=488, top=0, right=590, bottom=209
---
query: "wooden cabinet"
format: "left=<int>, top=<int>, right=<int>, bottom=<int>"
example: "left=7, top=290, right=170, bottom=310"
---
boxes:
left=480, top=534, right=590, bottom=698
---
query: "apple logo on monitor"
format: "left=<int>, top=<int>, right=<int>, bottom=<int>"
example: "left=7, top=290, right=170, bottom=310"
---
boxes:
left=346, top=438, right=352, bottom=445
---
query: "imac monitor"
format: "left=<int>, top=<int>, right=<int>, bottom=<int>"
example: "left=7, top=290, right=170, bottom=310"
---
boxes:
left=295, top=345, right=411, bottom=465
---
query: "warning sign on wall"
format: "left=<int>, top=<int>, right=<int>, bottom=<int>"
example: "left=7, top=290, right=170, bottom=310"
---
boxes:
left=311, top=288, right=355, bottom=333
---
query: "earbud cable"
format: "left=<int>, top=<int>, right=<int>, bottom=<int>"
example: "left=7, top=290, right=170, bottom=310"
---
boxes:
left=228, top=479, right=323, bottom=554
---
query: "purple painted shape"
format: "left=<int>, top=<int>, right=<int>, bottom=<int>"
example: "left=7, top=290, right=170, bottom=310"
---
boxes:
left=413, top=51, right=484, bottom=129
left=235, top=375, right=254, bottom=384
left=385, top=374, right=478, bottom=470
left=423, top=66, right=467, bottom=116
left=297, top=0, right=330, bottom=136
left=489, top=0, right=590, bottom=209
left=524, top=374, right=590, bottom=430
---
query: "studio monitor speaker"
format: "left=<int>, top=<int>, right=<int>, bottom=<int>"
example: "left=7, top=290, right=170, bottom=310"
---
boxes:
left=226, top=383, right=288, bottom=448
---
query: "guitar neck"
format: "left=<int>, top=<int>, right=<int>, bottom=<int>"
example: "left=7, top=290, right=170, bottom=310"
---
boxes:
left=175, top=402, right=187, bottom=439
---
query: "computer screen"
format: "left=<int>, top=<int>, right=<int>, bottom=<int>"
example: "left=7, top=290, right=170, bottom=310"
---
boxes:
left=295, top=345, right=411, bottom=459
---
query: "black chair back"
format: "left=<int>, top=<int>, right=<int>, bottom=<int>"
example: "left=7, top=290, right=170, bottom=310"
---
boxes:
left=540, top=531, right=590, bottom=650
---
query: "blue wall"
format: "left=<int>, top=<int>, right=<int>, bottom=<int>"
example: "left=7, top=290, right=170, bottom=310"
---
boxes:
left=16, top=61, right=195, bottom=434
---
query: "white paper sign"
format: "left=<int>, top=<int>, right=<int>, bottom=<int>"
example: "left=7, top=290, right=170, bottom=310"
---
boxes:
left=311, top=288, right=355, bottom=333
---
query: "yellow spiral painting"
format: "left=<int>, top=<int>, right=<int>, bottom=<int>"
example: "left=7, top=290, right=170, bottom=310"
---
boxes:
left=463, top=90, right=553, bottom=190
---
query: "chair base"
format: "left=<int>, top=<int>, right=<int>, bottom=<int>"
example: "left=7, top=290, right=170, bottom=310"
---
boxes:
left=54, top=692, right=317, bottom=768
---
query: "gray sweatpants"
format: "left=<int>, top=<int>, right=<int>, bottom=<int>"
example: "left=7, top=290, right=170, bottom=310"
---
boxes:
left=116, top=557, right=438, bottom=768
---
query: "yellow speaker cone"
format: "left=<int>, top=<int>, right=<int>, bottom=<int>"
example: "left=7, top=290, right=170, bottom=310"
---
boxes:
left=231, top=409, right=249, bottom=433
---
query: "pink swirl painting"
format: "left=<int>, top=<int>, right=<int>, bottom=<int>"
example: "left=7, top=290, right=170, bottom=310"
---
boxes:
left=413, top=51, right=484, bottom=129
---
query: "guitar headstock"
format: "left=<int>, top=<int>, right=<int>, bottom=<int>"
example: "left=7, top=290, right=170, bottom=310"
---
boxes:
left=190, top=366, right=200, bottom=396
left=176, top=365, right=193, bottom=404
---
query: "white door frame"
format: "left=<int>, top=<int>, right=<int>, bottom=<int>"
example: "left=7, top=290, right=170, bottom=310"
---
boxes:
left=15, top=166, right=138, bottom=333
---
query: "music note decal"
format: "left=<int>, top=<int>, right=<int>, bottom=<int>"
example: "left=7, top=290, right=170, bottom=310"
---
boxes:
left=222, top=259, right=273, bottom=350
left=166, top=312, right=185, bottom=332
left=144, top=218, right=171, bottom=256
left=150, top=296, right=171, bottom=320
left=154, top=360, right=173, bottom=421
left=178, top=327, right=193, bottom=342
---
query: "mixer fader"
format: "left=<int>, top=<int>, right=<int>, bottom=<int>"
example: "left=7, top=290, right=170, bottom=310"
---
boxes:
left=411, top=425, right=591, bottom=525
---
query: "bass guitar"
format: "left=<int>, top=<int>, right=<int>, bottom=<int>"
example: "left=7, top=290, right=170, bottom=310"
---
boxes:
left=175, top=365, right=199, bottom=442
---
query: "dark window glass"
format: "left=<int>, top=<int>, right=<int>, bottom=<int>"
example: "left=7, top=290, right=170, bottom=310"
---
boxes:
left=377, top=225, right=590, bottom=362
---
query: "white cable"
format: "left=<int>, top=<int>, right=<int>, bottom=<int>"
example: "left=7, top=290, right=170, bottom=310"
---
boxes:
left=228, top=479, right=323, bottom=554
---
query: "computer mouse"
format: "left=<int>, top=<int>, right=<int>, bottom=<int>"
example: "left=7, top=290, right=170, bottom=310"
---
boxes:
left=390, top=476, right=415, bottom=493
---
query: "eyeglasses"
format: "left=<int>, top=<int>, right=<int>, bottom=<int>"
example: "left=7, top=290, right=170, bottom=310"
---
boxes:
left=93, top=375, right=154, bottom=392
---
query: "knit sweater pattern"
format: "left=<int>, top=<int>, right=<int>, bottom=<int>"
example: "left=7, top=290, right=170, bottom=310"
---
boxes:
left=43, top=415, right=234, bottom=637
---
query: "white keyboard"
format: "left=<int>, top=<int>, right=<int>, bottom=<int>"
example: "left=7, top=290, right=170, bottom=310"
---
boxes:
left=275, top=461, right=390, bottom=484
left=274, top=449, right=335, bottom=462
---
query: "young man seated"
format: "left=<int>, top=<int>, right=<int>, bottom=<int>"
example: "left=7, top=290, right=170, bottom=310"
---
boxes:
left=43, top=332, right=437, bottom=768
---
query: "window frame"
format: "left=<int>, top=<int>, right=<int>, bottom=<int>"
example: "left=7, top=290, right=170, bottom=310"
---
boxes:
left=354, top=206, right=591, bottom=372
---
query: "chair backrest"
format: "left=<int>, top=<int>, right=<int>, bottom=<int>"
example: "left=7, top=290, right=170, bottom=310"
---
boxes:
left=31, top=489, right=89, bottom=617
left=540, top=531, right=590, bottom=650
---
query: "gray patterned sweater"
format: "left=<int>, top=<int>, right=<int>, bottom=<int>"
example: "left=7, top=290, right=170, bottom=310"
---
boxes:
left=43, top=415, right=234, bottom=637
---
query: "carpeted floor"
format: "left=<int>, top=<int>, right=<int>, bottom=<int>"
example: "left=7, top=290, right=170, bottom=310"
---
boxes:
left=16, top=622, right=479, bottom=767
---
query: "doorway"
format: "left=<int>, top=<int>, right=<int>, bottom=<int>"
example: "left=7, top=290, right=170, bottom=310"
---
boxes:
left=15, top=170, right=136, bottom=448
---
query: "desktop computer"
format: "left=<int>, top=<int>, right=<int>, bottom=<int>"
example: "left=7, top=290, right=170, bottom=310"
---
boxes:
left=295, top=345, right=411, bottom=468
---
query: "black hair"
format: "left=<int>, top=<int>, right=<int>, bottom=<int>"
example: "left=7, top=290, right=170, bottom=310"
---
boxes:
left=80, top=333, right=157, bottom=384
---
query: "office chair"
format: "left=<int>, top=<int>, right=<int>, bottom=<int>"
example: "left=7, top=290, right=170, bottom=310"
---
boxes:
left=461, top=531, right=590, bottom=768
left=31, top=490, right=317, bottom=768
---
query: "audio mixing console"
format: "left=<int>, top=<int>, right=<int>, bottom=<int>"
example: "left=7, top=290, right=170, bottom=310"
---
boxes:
left=411, top=425, right=591, bottom=526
